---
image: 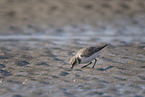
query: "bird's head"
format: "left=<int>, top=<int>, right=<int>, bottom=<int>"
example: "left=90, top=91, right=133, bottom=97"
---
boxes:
left=69, top=56, right=78, bottom=69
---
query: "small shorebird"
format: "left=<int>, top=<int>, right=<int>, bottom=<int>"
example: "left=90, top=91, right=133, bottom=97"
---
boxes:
left=70, top=44, right=108, bottom=69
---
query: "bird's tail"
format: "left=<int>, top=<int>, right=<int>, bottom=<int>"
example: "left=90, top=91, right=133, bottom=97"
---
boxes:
left=97, top=44, right=108, bottom=51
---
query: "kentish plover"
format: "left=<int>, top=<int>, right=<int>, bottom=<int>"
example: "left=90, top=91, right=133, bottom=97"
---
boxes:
left=70, top=44, right=108, bottom=69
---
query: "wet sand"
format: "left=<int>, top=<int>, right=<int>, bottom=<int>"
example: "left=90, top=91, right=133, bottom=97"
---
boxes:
left=0, top=36, right=145, bottom=97
left=0, top=0, right=145, bottom=97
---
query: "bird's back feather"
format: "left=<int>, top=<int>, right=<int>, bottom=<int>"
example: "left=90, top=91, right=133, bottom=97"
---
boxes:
left=79, top=44, right=108, bottom=58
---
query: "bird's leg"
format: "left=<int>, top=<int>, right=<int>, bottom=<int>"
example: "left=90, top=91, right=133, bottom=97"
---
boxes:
left=81, top=61, right=92, bottom=68
left=92, top=59, right=97, bottom=68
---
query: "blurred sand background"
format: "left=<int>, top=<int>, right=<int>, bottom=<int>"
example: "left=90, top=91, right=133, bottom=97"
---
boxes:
left=0, top=0, right=145, bottom=35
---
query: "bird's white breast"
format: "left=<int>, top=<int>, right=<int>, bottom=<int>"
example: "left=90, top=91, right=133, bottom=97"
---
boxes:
left=79, top=51, right=100, bottom=63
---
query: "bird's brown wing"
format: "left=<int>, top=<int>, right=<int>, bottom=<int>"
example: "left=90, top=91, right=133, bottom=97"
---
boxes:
left=80, top=44, right=107, bottom=58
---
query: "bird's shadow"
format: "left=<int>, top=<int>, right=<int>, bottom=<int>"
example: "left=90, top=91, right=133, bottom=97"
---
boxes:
left=81, top=66, right=115, bottom=71
left=96, top=66, right=115, bottom=71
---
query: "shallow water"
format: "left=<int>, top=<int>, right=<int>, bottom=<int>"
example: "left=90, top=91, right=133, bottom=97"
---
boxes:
left=0, top=0, right=145, bottom=96
left=0, top=31, right=145, bottom=97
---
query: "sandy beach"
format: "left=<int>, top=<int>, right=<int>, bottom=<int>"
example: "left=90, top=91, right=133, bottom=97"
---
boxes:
left=0, top=0, right=145, bottom=97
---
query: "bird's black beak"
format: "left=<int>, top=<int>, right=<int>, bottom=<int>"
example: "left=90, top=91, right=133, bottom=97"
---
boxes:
left=71, top=65, right=74, bottom=69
